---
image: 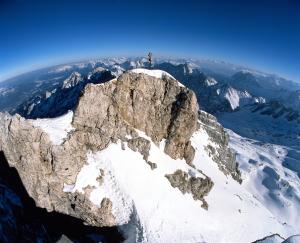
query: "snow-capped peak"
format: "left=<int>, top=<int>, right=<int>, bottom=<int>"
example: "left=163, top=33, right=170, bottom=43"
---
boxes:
left=62, top=72, right=82, bottom=89
left=130, top=68, right=185, bottom=87
left=223, top=87, right=251, bottom=110
left=130, top=68, right=174, bottom=79
left=205, top=77, right=218, bottom=86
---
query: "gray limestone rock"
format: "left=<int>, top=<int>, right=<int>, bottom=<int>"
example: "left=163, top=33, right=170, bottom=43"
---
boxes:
left=0, top=72, right=199, bottom=227
left=147, top=161, right=157, bottom=170
left=127, top=137, right=151, bottom=161
left=0, top=71, right=239, bottom=228
left=73, top=72, right=199, bottom=163
left=165, top=169, right=214, bottom=209
left=199, top=110, right=242, bottom=183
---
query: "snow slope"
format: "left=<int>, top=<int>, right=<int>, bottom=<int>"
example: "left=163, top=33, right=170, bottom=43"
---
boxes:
left=31, top=111, right=74, bottom=145
left=218, top=106, right=300, bottom=147
left=63, top=126, right=295, bottom=243
left=130, top=68, right=185, bottom=87
left=227, top=129, right=300, bottom=232
left=130, top=68, right=175, bottom=79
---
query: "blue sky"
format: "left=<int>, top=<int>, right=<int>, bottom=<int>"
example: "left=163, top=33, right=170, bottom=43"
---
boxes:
left=0, top=0, right=299, bottom=82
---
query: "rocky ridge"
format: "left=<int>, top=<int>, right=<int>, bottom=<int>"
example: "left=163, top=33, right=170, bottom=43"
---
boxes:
left=0, top=70, right=241, bottom=230
left=15, top=68, right=115, bottom=119
left=198, top=110, right=242, bottom=182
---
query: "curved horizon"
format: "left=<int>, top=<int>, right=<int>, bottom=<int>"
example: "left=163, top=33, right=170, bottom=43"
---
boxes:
left=1, top=0, right=299, bottom=83
left=0, top=54, right=297, bottom=84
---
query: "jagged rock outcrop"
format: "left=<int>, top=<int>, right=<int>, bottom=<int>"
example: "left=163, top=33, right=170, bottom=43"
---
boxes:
left=73, top=72, right=199, bottom=163
left=0, top=151, right=122, bottom=242
left=198, top=110, right=242, bottom=182
left=165, top=169, right=214, bottom=209
left=62, top=72, right=83, bottom=89
left=0, top=70, right=242, bottom=236
left=127, top=137, right=151, bottom=160
left=0, top=71, right=202, bottom=228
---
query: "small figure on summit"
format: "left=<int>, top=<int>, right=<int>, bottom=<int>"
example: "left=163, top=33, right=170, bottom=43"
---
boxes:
left=148, top=52, right=153, bottom=69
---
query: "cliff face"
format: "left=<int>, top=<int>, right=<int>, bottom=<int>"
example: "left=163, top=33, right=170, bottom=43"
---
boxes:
left=73, top=72, right=198, bottom=164
left=0, top=71, right=201, bottom=226
left=0, top=70, right=241, bottom=231
left=198, top=110, right=241, bottom=182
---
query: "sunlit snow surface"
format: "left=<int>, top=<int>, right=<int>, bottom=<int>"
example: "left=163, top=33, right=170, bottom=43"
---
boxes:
left=31, top=111, right=74, bottom=145
left=63, top=127, right=296, bottom=243
left=130, top=68, right=185, bottom=87
left=224, top=87, right=252, bottom=110
left=130, top=68, right=175, bottom=79
left=227, top=129, right=300, bottom=231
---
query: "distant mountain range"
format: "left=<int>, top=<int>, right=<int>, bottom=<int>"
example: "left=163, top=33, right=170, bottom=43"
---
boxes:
left=0, top=57, right=299, bottom=242
left=1, top=57, right=299, bottom=114
left=0, top=57, right=299, bottom=147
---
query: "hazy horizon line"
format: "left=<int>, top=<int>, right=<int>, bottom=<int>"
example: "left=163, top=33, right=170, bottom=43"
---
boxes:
left=0, top=55, right=298, bottom=84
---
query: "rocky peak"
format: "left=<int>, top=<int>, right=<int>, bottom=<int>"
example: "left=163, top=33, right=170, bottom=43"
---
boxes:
left=0, top=71, right=201, bottom=227
left=88, top=67, right=106, bottom=81
left=0, top=70, right=241, bottom=238
left=73, top=71, right=199, bottom=163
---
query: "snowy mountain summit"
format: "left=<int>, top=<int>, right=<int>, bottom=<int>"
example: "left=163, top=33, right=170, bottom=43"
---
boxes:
left=0, top=69, right=299, bottom=242
left=62, top=71, right=83, bottom=89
